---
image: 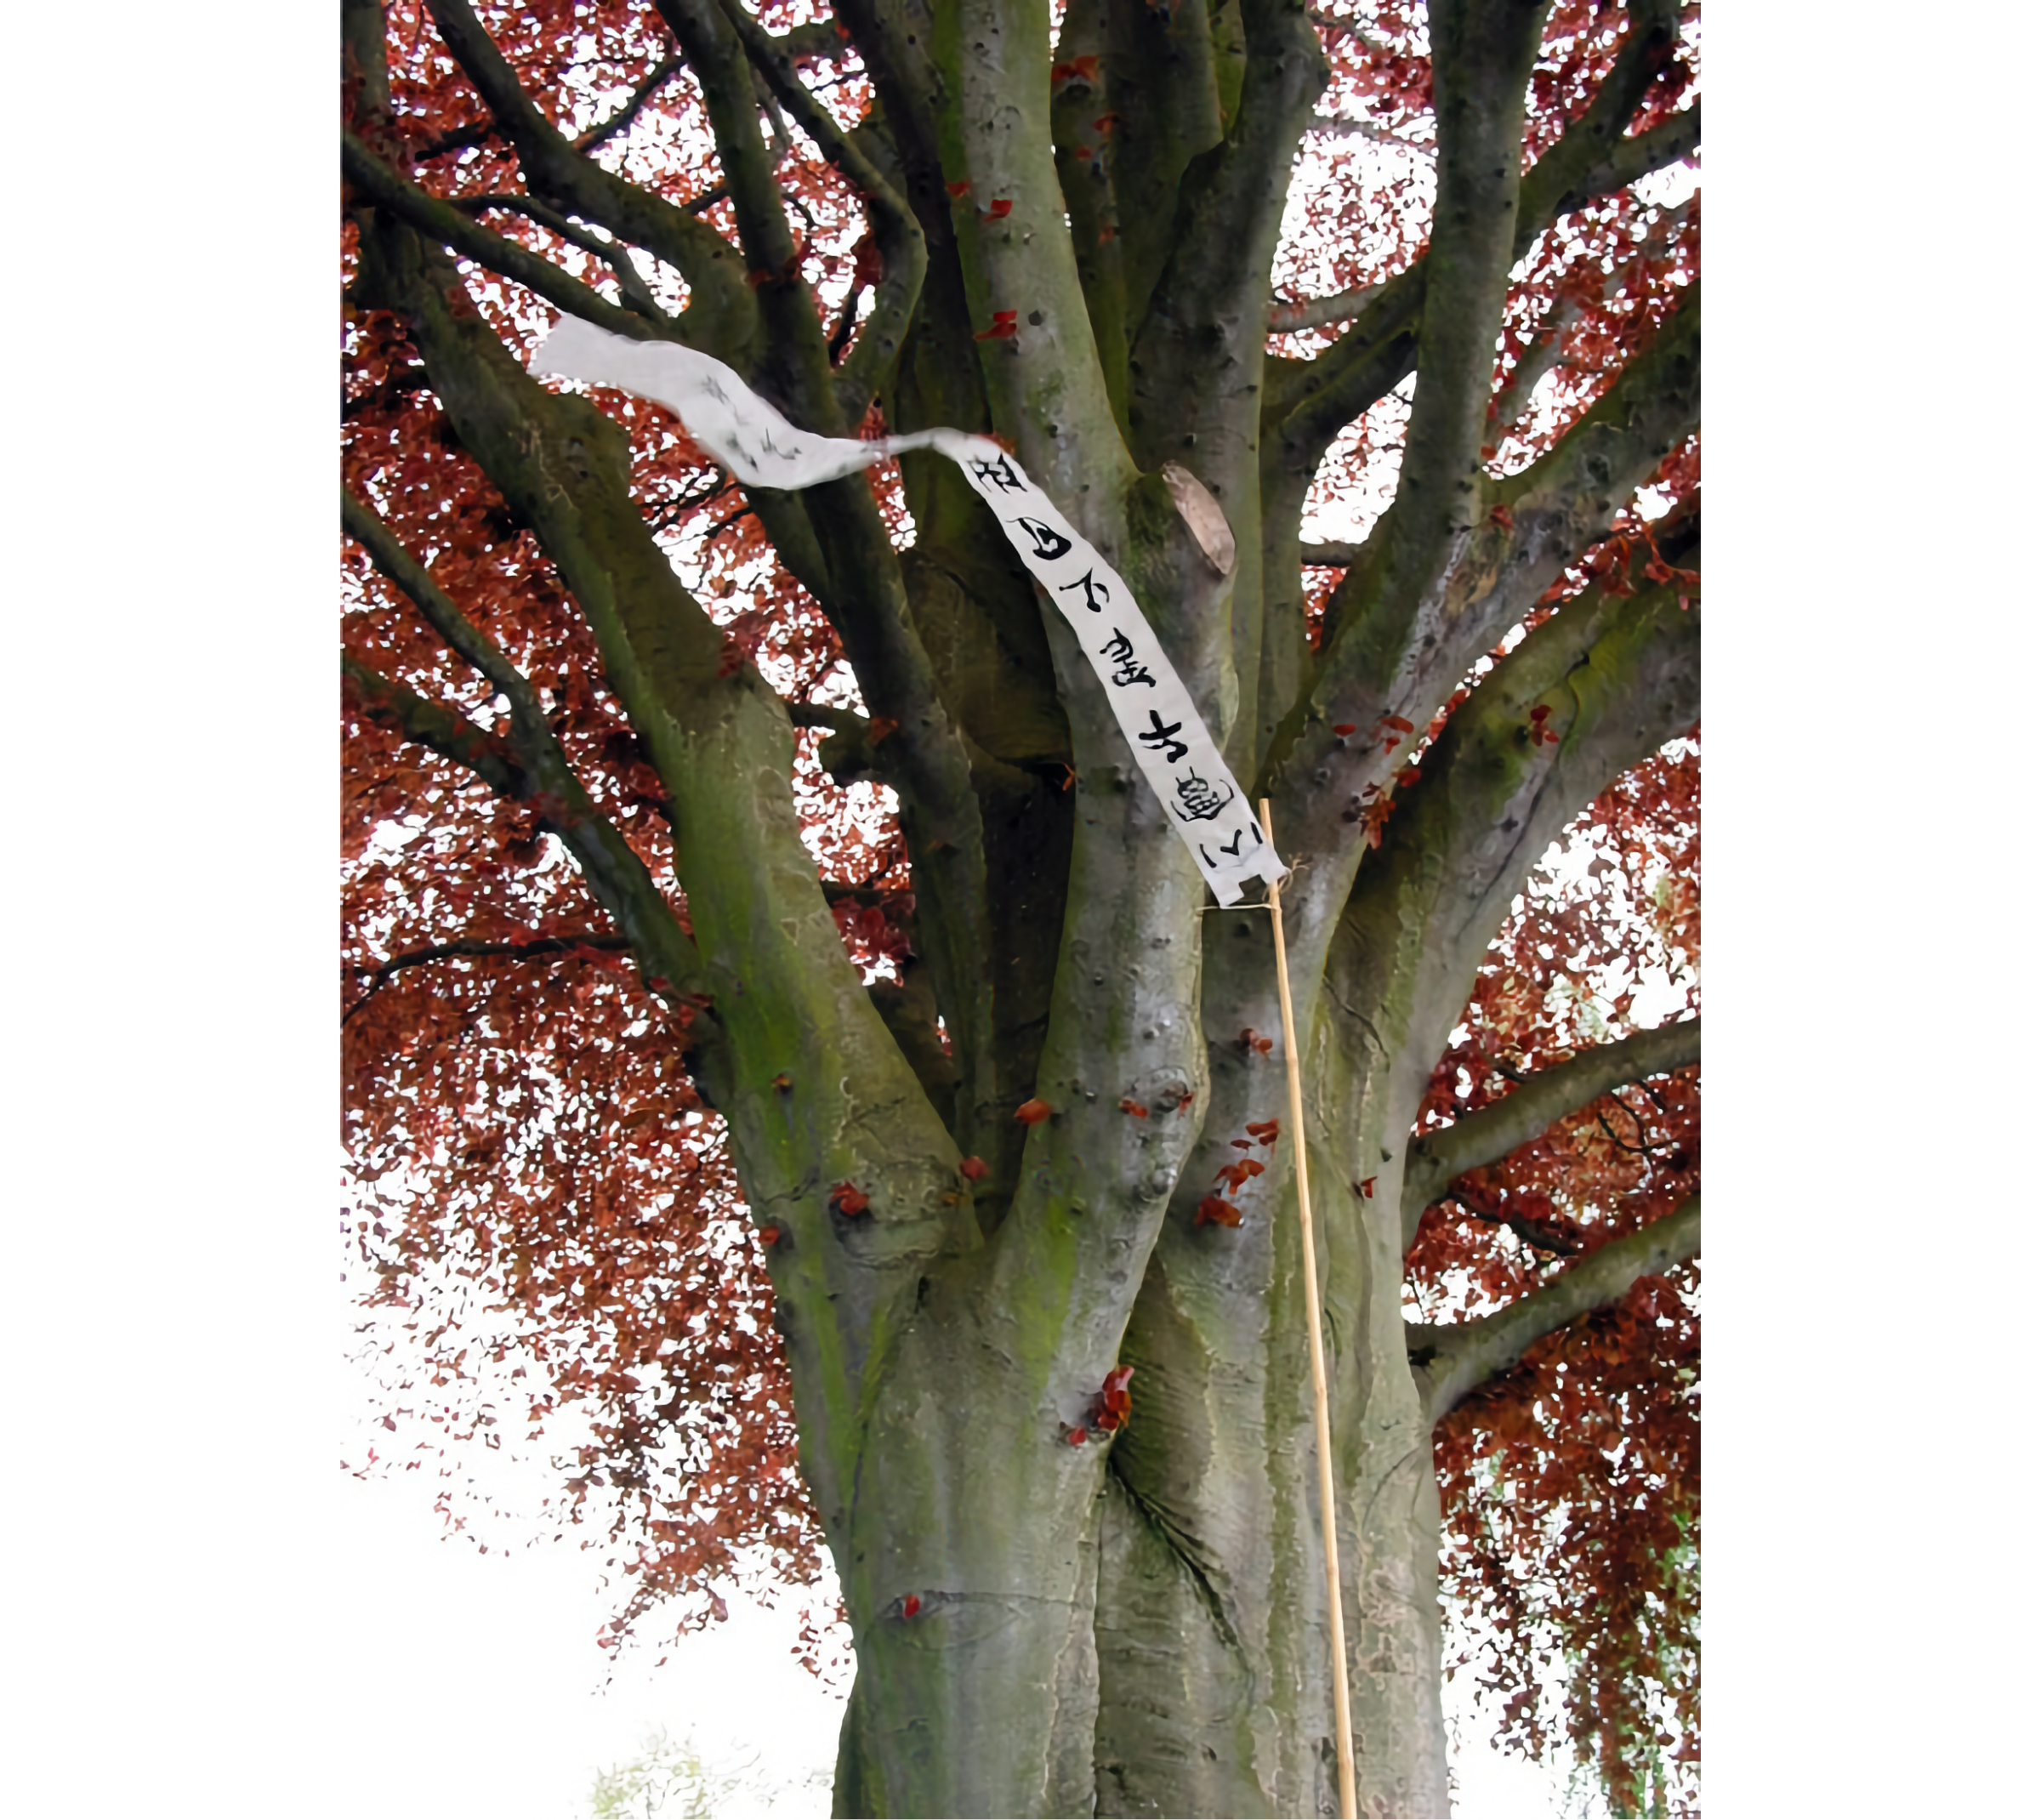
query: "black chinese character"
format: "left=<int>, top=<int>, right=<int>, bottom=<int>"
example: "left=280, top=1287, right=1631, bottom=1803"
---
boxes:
left=1135, top=708, right=1189, bottom=764
left=1171, top=772, right=1236, bottom=822
left=1014, top=516, right=1073, bottom=562
left=1057, top=569, right=1110, bottom=612
left=1098, top=628, right=1157, bottom=688
left=968, top=453, right=1026, bottom=493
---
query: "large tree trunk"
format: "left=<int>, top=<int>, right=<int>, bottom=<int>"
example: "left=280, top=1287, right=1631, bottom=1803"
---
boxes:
left=810, top=1023, right=1453, bottom=1818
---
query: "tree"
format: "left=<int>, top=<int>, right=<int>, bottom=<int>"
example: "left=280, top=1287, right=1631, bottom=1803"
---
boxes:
left=588, top=1727, right=834, bottom=1817
left=340, top=2, right=1700, bottom=1814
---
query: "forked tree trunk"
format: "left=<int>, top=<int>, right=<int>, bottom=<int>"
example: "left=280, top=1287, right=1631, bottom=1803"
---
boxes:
left=800, top=936, right=1450, bottom=1820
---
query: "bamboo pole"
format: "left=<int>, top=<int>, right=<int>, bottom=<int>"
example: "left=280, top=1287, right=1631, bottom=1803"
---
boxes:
left=1260, top=798, right=1358, bottom=1820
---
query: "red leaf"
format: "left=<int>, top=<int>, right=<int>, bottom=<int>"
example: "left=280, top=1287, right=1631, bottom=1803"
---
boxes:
left=1230, top=1138, right=1252, bottom=1151
left=902, top=1594, right=921, bottom=1618
left=1354, top=1176, right=1377, bottom=1199
left=867, top=714, right=899, bottom=743
left=1384, top=714, right=1415, bottom=733
left=958, top=1155, right=989, bottom=1181
left=771, top=1073, right=792, bottom=1094
left=1015, top=1097, right=1052, bottom=1123
left=758, top=1224, right=781, bottom=1246
left=981, top=198, right=1014, bottom=220
left=1332, top=722, right=1357, bottom=737
left=1050, top=54, right=1100, bottom=84
left=1488, top=503, right=1515, bottom=530
left=1093, top=112, right=1119, bottom=133
left=1118, top=1097, right=1149, bottom=1118
left=1528, top=703, right=1551, bottom=723
left=1068, top=1426, right=1089, bottom=1445
left=1195, top=1196, right=1242, bottom=1228
left=975, top=311, right=1020, bottom=341
left=830, top=1182, right=870, bottom=1217
left=1244, top=1118, right=1280, bottom=1144
left=945, top=179, right=971, bottom=198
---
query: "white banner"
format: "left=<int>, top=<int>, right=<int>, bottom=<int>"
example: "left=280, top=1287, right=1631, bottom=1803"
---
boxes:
left=531, top=317, right=1284, bottom=906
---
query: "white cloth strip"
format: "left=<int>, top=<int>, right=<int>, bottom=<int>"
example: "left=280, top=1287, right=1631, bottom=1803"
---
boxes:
left=531, top=317, right=1284, bottom=906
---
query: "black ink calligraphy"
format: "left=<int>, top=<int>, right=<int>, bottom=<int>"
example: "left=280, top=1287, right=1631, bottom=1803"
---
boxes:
left=1170, top=772, right=1236, bottom=822
left=1057, top=569, right=1110, bottom=612
left=968, top=454, right=1026, bottom=494
left=1099, top=628, right=1157, bottom=687
left=1014, top=516, right=1074, bottom=561
left=1136, top=709, right=1189, bottom=764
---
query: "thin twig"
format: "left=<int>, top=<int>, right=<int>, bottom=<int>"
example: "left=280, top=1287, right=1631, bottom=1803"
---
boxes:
left=573, top=53, right=683, bottom=153
left=344, top=933, right=631, bottom=1026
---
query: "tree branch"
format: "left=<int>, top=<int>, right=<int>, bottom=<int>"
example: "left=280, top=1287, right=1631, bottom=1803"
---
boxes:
left=422, top=0, right=758, bottom=359
left=1564, top=102, right=1698, bottom=211
left=343, top=486, right=549, bottom=713
left=1362, top=0, right=1549, bottom=638
left=1305, top=112, right=1434, bottom=157
left=342, top=129, right=654, bottom=340
left=1270, top=283, right=1386, bottom=336
left=342, top=488, right=710, bottom=1014
left=453, top=192, right=665, bottom=320
left=1124, top=0, right=1331, bottom=479
left=572, top=53, right=683, bottom=153
left=354, top=17, right=983, bottom=1546
left=413, top=117, right=499, bottom=162
left=1269, top=1, right=1690, bottom=454
left=1408, top=1197, right=1699, bottom=1424
left=343, top=653, right=521, bottom=795
left=344, top=932, right=631, bottom=1024
left=1259, top=286, right=1698, bottom=983
left=785, top=701, right=868, bottom=737
left=1402, top=1016, right=1701, bottom=1245
left=1521, top=3, right=1686, bottom=214
left=943, top=0, right=1134, bottom=501
left=652, top=0, right=843, bottom=429
left=1307, top=8, right=1397, bottom=58
left=1321, top=571, right=1701, bottom=1197
left=1489, top=196, right=1694, bottom=440
left=714, top=0, right=928, bottom=424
